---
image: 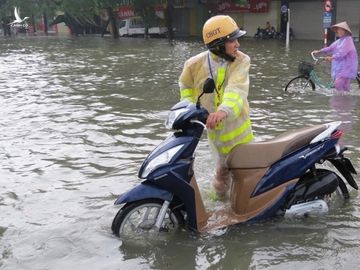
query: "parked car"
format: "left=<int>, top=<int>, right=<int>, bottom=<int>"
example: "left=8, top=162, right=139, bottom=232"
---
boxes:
left=118, top=17, right=168, bottom=37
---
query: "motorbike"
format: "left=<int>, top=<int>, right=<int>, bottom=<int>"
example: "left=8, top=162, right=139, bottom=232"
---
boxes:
left=111, top=79, right=358, bottom=236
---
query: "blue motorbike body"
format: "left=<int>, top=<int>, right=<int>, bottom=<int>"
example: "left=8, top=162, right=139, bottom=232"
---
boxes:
left=253, top=139, right=337, bottom=197
left=114, top=182, right=173, bottom=205
left=113, top=100, right=357, bottom=231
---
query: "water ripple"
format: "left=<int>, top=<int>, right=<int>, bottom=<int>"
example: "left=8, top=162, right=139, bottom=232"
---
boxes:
left=1, top=37, right=359, bottom=270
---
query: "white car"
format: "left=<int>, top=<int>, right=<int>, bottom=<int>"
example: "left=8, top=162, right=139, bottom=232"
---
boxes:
left=118, top=17, right=168, bottom=37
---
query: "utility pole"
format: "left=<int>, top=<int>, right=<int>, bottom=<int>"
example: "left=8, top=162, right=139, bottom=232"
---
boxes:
left=280, top=3, right=290, bottom=49
left=287, top=9, right=291, bottom=48
left=166, top=0, right=174, bottom=41
left=330, top=0, right=337, bottom=43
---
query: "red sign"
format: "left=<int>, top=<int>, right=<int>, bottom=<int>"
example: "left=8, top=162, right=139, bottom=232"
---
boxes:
left=217, top=0, right=270, bottom=13
left=324, top=0, right=332, bottom=12
left=117, top=5, right=135, bottom=19
left=117, top=4, right=165, bottom=19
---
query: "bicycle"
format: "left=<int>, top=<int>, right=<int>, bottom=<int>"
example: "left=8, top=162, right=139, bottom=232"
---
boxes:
left=285, top=52, right=360, bottom=92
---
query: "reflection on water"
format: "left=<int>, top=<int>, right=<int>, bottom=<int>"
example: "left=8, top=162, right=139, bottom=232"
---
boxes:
left=329, top=94, right=356, bottom=138
left=0, top=37, right=359, bottom=269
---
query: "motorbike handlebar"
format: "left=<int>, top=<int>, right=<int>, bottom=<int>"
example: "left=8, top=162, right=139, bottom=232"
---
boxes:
left=190, top=119, right=207, bottom=129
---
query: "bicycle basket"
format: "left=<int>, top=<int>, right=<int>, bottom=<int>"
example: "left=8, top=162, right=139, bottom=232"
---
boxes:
left=298, top=61, right=314, bottom=76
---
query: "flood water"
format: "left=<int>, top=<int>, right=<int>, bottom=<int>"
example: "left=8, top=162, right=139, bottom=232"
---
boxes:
left=0, top=36, right=360, bottom=270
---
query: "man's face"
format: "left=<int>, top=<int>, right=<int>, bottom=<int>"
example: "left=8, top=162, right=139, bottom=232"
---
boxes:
left=225, top=39, right=240, bottom=58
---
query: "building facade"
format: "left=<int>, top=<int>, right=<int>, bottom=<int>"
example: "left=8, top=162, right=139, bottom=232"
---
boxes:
left=167, top=0, right=359, bottom=41
left=287, top=0, right=359, bottom=41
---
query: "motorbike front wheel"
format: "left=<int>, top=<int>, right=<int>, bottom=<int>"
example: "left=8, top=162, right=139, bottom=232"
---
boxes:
left=285, top=76, right=316, bottom=92
left=111, top=199, right=184, bottom=237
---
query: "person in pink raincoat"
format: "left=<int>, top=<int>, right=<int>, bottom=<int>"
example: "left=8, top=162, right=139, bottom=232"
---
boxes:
left=312, top=21, right=358, bottom=91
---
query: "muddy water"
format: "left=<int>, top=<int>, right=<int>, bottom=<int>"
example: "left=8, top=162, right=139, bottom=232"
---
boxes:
left=0, top=36, right=359, bottom=269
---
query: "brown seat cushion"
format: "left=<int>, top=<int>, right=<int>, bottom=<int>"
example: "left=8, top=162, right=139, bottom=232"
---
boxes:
left=226, top=125, right=327, bottom=169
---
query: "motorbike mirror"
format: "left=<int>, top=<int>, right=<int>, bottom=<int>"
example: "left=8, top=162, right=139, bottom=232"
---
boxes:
left=196, top=78, right=215, bottom=108
left=203, top=78, right=215, bottom=94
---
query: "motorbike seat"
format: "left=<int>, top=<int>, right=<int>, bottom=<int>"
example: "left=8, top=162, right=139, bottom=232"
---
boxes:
left=226, top=124, right=327, bottom=169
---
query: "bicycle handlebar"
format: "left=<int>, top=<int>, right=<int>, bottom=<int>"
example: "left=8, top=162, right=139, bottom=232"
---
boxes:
left=311, top=51, right=318, bottom=61
left=311, top=52, right=326, bottom=63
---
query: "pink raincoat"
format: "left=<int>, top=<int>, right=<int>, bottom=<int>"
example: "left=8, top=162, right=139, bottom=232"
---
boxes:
left=320, top=36, right=358, bottom=79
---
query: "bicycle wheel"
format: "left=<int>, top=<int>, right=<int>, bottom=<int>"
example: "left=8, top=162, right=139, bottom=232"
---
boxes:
left=285, top=76, right=316, bottom=92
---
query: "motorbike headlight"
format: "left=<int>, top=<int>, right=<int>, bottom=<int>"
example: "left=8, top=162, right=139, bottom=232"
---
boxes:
left=165, top=107, right=188, bottom=129
left=140, top=144, right=184, bottom=178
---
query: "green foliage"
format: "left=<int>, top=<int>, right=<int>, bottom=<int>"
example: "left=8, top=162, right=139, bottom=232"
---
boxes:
left=235, top=0, right=247, bottom=6
left=60, top=0, right=122, bottom=16
left=0, top=0, right=61, bottom=19
left=0, top=0, right=122, bottom=20
left=133, top=0, right=159, bottom=28
left=0, top=0, right=14, bottom=18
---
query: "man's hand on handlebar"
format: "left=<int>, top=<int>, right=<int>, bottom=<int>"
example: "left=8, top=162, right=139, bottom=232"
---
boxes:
left=206, top=110, right=227, bottom=129
left=324, top=56, right=332, bottom=62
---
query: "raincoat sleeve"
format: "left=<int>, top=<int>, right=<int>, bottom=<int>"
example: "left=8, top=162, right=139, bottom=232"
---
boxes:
left=329, top=37, right=354, bottom=61
left=218, top=54, right=250, bottom=119
left=319, top=39, right=338, bottom=55
left=179, top=59, right=196, bottom=103
left=320, top=37, right=353, bottom=59
left=320, top=36, right=358, bottom=78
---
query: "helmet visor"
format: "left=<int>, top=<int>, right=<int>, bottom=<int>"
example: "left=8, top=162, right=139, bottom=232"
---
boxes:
left=207, top=29, right=246, bottom=49
left=227, top=29, right=246, bottom=40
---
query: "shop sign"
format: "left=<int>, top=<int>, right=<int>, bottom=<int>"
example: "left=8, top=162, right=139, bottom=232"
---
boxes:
left=117, top=5, right=135, bottom=19
left=323, top=0, right=332, bottom=28
left=217, top=0, right=270, bottom=13
left=323, top=12, right=332, bottom=28
left=117, top=4, right=165, bottom=19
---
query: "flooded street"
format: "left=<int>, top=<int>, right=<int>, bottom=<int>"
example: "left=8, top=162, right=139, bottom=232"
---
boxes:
left=0, top=36, right=360, bottom=269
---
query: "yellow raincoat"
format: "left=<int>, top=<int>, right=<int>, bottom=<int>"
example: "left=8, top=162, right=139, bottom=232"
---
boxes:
left=179, top=50, right=254, bottom=155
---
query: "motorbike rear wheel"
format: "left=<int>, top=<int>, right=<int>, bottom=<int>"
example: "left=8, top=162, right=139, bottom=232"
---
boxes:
left=334, top=177, right=350, bottom=199
left=111, top=199, right=184, bottom=237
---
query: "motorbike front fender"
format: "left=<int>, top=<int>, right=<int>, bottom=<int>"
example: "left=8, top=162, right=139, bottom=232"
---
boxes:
left=114, top=183, right=173, bottom=205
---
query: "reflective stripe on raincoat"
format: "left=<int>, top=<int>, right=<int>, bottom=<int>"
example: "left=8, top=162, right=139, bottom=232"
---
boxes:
left=179, top=51, right=254, bottom=155
left=320, top=36, right=358, bottom=79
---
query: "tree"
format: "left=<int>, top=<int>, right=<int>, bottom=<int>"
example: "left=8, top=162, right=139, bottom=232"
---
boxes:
left=133, top=0, right=158, bottom=39
left=30, top=0, right=61, bottom=34
left=165, top=0, right=174, bottom=41
left=0, top=0, right=12, bottom=36
left=93, top=0, right=120, bottom=39
left=0, top=0, right=121, bottom=38
left=0, top=0, right=61, bottom=36
left=60, top=0, right=120, bottom=38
